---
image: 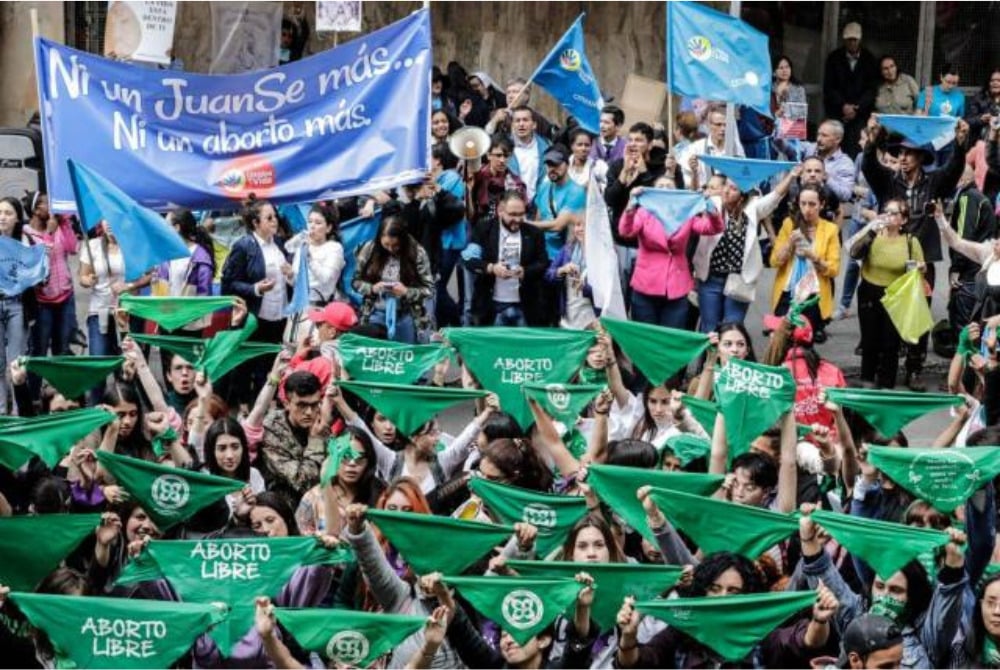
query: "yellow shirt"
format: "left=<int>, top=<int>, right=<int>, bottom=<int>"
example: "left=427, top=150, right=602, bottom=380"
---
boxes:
left=861, top=234, right=924, bottom=287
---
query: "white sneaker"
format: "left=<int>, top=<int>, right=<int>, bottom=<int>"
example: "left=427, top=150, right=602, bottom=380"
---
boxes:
left=832, top=306, right=851, bottom=321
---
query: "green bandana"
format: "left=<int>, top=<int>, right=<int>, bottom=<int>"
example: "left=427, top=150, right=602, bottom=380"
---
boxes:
left=469, top=477, right=589, bottom=557
left=195, top=315, right=283, bottom=382
left=823, top=388, right=964, bottom=438
left=713, top=358, right=795, bottom=458
left=600, top=317, right=710, bottom=385
left=443, top=575, right=583, bottom=646
left=150, top=427, right=179, bottom=459
left=114, top=537, right=353, bottom=655
left=869, top=593, right=906, bottom=624
left=681, top=395, right=719, bottom=434
left=648, top=487, right=799, bottom=559
left=0, top=513, right=102, bottom=591
left=0, top=408, right=115, bottom=471
left=662, top=433, right=712, bottom=466
left=788, top=295, right=820, bottom=327
left=563, top=428, right=589, bottom=459
left=984, top=635, right=1000, bottom=667
left=96, top=451, right=244, bottom=529
left=577, top=366, right=608, bottom=385
left=810, top=509, right=950, bottom=579
left=119, top=295, right=236, bottom=331
left=129, top=333, right=205, bottom=366
left=866, top=446, right=1000, bottom=513
left=957, top=324, right=979, bottom=360
left=585, top=464, right=724, bottom=543
left=337, top=333, right=450, bottom=384
left=10, top=592, right=226, bottom=669
left=635, top=590, right=817, bottom=661
left=442, top=327, right=595, bottom=429
left=21, top=355, right=124, bottom=398
left=365, top=509, right=514, bottom=575
left=320, top=434, right=362, bottom=486
left=338, top=380, right=487, bottom=438
left=522, top=383, right=606, bottom=425
left=275, top=608, right=426, bottom=667
left=506, top=560, right=684, bottom=630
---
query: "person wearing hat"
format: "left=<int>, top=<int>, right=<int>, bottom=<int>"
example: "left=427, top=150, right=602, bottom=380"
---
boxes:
left=287, top=301, right=358, bottom=380
left=838, top=614, right=904, bottom=668
left=862, top=114, right=971, bottom=391
left=823, top=22, right=880, bottom=158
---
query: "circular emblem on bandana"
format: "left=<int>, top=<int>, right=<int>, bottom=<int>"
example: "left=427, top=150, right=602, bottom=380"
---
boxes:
left=687, top=35, right=713, bottom=62
left=522, top=503, right=557, bottom=529
left=545, top=384, right=571, bottom=412
left=150, top=474, right=189, bottom=510
left=325, top=630, right=370, bottom=665
left=559, top=48, right=582, bottom=71
left=501, top=590, right=544, bottom=630
left=906, top=449, right=978, bottom=510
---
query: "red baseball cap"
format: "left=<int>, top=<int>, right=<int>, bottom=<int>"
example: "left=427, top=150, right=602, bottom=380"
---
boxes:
left=763, top=313, right=814, bottom=344
left=307, top=302, right=358, bottom=331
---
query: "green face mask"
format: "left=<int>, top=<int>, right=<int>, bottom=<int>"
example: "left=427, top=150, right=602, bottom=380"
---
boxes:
left=869, top=593, right=906, bottom=624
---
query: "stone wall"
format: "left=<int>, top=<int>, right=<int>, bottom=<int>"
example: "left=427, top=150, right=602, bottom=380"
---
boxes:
left=0, top=2, right=64, bottom=127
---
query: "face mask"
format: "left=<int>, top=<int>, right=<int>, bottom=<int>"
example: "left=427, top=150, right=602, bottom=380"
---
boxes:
left=869, top=593, right=906, bottom=624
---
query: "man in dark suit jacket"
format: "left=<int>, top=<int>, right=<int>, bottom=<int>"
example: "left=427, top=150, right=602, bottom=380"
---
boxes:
left=467, top=189, right=549, bottom=326
left=823, top=22, right=880, bottom=158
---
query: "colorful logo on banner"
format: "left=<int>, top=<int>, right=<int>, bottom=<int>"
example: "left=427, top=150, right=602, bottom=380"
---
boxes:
left=559, top=49, right=582, bottom=71
left=687, top=36, right=714, bottom=62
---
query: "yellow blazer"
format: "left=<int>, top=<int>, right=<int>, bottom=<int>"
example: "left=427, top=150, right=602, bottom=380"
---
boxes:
left=769, top=217, right=841, bottom=319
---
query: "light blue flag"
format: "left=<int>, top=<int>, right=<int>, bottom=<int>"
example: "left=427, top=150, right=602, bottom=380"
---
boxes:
left=667, top=2, right=772, bottom=117
left=0, top=236, right=48, bottom=296
left=528, top=14, right=603, bottom=134
left=698, top=155, right=798, bottom=192
left=285, top=245, right=310, bottom=317
left=277, top=203, right=312, bottom=235
left=634, top=189, right=711, bottom=235
left=878, top=114, right=957, bottom=150
left=66, top=159, right=191, bottom=282
left=340, top=210, right=382, bottom=306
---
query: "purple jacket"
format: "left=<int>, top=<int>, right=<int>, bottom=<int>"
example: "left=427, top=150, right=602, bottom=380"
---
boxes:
left=156, top=244, right=214, bottom=297
left=591, top=136, right=627, bottom=164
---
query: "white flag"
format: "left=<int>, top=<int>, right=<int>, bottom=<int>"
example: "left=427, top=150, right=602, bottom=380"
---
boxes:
left=584, top=175, right=627, bottom=319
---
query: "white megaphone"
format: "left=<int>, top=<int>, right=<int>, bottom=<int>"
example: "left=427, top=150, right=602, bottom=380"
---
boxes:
left=448, top=126, right=491, bottom=174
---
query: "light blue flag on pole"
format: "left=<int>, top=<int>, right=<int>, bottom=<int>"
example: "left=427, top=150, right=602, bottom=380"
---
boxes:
left=878, top=114, right=957, bottom=150
left=667, top=2, right=772, bottom=118
left=340, top=210, right=382, bottom=306
left=0, top=237, right=48, bottom=297
left=633, top=189, right=711, bottom=235
left=284, top=245, right=310, bottom=317
left=277, top=204, right=312, bottom=235
left=528, top=14, right=603, bottom=134
left=698, top=155, right=798, bottom=192
left=66, top=159, right=191, bottom=282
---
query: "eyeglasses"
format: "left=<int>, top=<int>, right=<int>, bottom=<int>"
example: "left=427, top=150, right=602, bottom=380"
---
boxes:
left=884, top=209, right=902, bottom=216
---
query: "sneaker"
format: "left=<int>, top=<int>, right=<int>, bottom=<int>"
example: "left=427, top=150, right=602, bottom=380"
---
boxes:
left=906, top=372, right=927, bottom=393
left=832, top=306, right=851, bottom=321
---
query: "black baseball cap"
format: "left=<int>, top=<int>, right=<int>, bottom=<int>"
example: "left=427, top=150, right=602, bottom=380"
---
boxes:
left=837, top=614, right=902, bottom=667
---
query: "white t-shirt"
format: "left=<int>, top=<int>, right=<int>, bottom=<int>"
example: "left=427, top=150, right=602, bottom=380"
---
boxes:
left=514, top=136, right=540, bottom=200
left=493, top=225, right=522, bottom=303
left=86, top=238, right=125, bottom=316
left=255, top=233, right=287, bottom=321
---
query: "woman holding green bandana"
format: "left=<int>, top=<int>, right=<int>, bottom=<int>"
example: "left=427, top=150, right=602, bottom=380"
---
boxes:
left=795, top=506, right=967, bottom=668
left=951, top=569, right=1000, bottom=668
left=690, top=321, right=757, bottom=401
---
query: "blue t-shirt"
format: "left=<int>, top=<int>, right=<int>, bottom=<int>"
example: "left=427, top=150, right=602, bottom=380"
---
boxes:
left=917, top=86, right=965, bottom=117
left=533, top=177, right=586, bottom=260
left=436, top=170, right=468, bottom=251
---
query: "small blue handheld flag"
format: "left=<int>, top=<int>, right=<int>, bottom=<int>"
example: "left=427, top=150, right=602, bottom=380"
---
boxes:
left=634, top=189, right=711, bottom=235
left=528, top=14, right=603, bottom=134
left=877, top=115, right=956, bottom=150
left=697, top=156, right=798, bottom=192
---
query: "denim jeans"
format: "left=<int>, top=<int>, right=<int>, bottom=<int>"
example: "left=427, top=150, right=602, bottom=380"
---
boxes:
left=32, top=295, right=76, bottom=357
left=493, top=302, right=527, bottom=327
left=630, top=291, right=689, bottom=330
left=696, top=275, right=750, bottom=333
left=0, top=298, right=26, bottom=413
left=87, top=314, right=121, bottom=405
left=369, top=308, right=417, bottom=343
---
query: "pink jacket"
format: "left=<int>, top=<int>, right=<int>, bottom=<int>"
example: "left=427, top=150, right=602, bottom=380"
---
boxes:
left=618, top=207, right=724, bottom=299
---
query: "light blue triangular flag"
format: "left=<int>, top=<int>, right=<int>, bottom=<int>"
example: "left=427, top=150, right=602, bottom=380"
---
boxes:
left=277, top=203, right=312, bottom=235
left=340, top=209, right=382, bottom=306
left=878, top=115, right=957, bottom=150
left=67, top=159, right=191, bottom=282
left=697, top=155, right=798, bottom=192
left=528, top=14, right=603, bottom=134
left=633, top=189, right=711, bottom=235
left=285, top=245, right=310, bottom=317
left=0, top=237, right=48, bottom=296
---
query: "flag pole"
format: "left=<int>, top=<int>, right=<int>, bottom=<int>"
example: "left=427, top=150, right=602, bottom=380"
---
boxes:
left=665, top=3, right=674, bottom=148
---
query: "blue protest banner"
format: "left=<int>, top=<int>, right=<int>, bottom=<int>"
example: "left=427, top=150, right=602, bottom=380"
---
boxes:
left=878, top=115, right=956, bottom=150
left=35, top=10, right=431, bottom=213
left=634, top=189, right=711, bottom=235
left=528, top=14, right=603, bottom=134
left=697, top=155, right=798, bottom=192
left=67, top=160, right=191, bottom=282
left=0, top=237, right=48, bottom=297
left=340, top=210, right=382, bottom=306
left=667, top=2, right=772, bottom=117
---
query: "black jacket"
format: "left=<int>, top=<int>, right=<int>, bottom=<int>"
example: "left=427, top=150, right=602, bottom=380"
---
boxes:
left=220, top=233, right=290, bottom=316
left=605, top=150, right=668, bottom=247
left=949, top=184, right=996, bottom=281
left=467, top=218, right=549, bottom=325
left=823, top=47, right=880, bottom=120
